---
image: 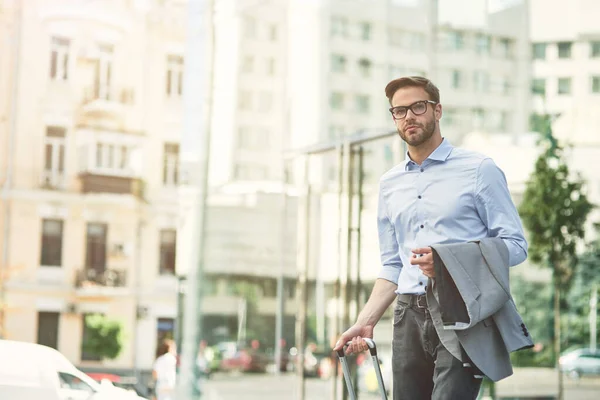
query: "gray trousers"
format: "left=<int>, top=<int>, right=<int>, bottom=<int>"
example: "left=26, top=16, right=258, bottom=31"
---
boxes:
left=392, top=297, right=482, bottom=400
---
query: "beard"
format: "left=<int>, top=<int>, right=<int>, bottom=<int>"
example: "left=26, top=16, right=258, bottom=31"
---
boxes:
left=398, top=117, right=436, bottom=146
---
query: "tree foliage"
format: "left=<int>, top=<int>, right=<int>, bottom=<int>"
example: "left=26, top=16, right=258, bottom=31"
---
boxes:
left=519, top=142, right=594, bottom=292
left=81, top=314, right=124, bottom=360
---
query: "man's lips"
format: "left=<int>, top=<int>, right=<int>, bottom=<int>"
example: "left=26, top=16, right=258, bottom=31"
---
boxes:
left=405, top=125, right=420, bottom=132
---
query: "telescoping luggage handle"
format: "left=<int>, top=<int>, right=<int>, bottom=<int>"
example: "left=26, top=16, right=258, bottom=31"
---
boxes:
left=336, top=338, right=388, bottom=400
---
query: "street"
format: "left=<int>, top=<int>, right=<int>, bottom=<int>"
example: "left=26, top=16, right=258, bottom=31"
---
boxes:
left=201, top=371, right=600, bottom=400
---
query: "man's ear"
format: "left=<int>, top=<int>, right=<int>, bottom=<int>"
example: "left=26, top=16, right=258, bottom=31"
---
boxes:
left=435, top=103, right=442, bottom=121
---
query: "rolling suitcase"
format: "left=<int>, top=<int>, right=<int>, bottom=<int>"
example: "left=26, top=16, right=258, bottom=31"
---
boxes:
left=336, top=338, right=388, bottom=400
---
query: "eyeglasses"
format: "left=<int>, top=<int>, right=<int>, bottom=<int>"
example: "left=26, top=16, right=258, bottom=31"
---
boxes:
left=389, top=100, right=437, bottom=120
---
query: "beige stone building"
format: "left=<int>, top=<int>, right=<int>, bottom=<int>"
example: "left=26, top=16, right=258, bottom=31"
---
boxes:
left=0, top=0, right=298, bottom=373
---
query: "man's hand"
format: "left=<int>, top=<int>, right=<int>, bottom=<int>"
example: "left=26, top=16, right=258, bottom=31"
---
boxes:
left=333, top=324, right=374, bottom=355
left=410, top=247, right=435, bottom=278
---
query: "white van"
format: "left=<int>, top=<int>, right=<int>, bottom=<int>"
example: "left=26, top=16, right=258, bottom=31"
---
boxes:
left=0, top=340, right=146, bottom=400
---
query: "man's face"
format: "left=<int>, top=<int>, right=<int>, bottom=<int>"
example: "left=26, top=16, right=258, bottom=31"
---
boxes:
left=390, top=86, right=441, bottom=146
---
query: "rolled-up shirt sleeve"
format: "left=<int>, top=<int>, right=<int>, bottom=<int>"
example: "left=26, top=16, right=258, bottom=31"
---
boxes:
left=475, top=158, right=528, bottom=266
left=377, top=183, right=402, bottom=283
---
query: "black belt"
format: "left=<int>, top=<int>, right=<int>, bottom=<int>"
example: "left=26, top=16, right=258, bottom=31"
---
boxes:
left=398, top=293, right=428, bottom=309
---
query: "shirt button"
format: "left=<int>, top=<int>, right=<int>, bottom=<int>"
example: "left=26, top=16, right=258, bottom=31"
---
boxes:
left=419, top=282, right=423, bottom=286
left=420, top=224, right=424, bottom=229
left=420, top=168, right=424, bottom=172
left=418, top=195, right=422, bottom=199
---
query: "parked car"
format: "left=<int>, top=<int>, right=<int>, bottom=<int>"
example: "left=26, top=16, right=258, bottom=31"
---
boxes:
left=559, top=347, right=600, bottom=379
left=0, top=340, right=146, bottom=400
left=218, top=341, right=269, bottom=373
left=86, top=372, right=147, bottom=397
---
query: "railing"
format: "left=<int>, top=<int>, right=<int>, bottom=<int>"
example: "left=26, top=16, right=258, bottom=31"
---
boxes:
left=75, top=268, right=127, bottom=289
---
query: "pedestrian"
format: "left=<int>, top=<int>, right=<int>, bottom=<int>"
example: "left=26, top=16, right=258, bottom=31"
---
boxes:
left=333, top=76, right=528, bottom=399
left=152, top=339, right=177, bottom=400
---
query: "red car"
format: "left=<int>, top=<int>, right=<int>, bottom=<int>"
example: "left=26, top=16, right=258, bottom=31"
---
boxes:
left=219, top=342, right=269, bottom=373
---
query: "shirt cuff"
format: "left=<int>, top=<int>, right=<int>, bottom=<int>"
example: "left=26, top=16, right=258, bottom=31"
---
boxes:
left=378, top=265, right=400, bottom=285
left=502, top=238, right=527, bottom=266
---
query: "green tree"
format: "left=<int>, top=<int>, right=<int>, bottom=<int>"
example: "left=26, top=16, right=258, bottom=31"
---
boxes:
left=564, top=223, right=600, bottom=350
left=81, top=314, right=124, bottom=360
left=519, top=133, right=594, bottom=399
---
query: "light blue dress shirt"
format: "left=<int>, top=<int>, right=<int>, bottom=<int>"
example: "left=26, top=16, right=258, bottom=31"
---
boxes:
left=377, top=139, right=528, bottom=295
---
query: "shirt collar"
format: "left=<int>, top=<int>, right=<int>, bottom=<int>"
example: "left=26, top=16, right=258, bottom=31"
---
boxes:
left=404, top=138, right=453, bottom=169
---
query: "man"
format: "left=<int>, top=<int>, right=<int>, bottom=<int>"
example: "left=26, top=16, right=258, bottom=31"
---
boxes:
left=333, top=76, right=527, bottom=399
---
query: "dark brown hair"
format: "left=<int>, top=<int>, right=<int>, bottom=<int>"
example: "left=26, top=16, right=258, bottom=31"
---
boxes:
left=385, top=76, right=440, bottom=105
left=156, top=339, right=174, bottom=358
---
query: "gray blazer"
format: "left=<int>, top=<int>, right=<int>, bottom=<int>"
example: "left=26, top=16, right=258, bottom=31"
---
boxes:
left=426, top=238, right=533, bottom=382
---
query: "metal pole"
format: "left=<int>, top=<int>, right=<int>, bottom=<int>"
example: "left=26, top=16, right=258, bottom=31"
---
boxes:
left=176, top=0, right=214, bottom=398
left=0, top=0, right=22, bottom=340
left=331, top=145, right=344, bottom=400
left=296, top=156, right=311, bottom=400
left=350, top=147, right=364, bottom=396
left=275, top=160, right=287, bottom=373
left=591, top=284, right=597, bottom=351
left=342, top=143, right=354, bottom=400
left=428, top=0, right=438, bottom=81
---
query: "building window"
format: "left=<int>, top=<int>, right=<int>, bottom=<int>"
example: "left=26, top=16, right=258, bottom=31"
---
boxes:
left=94, top=44, right=113, bottom=100
left=43, top=126, right=66, bottom=188
left=474, top=71, right=489, bottom=92
left=592, top=76, right=600, bottom=94
left=50, top=37, right=70, bottom=81
left=331, top=16, right=348, bottom=37
left=358, top=58, right=372, bottom=78
left=359, top=22, right=372, bottom=41
left=476, top=34, right=491, bottom=55
left=241, top=55, right=254, bottom=74
left=532, top=43, right=546, bottom=60
left=558, top=77, right=572, bottom=95
left=442, top=108, right=457, bottom=126
left=94, top=143, right=130, bottom=173
left=451, top=70, right=463, bottom=89
left=408, top=32, right=425, bottom=51
left=40, top=219, right=63, bottom=267
left=159, top=229, right=176, bottom=275
left=591, top=41, right=600, bottom=58
left=269, top=24, right=278, bottom=41
left=330, top=92, right=344, bottom=110
left=532, top=78, right=546, bottom=96
left=356, top=95, right=370, bottom=114
left=266, top=58, right=276, bottom=76
left=85, top=223, right=107, bottom=275
left=447, top=31, right=464, bottom=50
left=557, top=42, right=572, bottom=59
left=499, top=76, right=511, bottom=95
left=157, top=318, right=175, bottom=351
left=331, top=54, right=347, bottom=73
left=37, top=312, right=60, bottom=350
left=498, top=38, right=513, bottom=58
left=238, top=91, right=253, bottom=111
left=166, top=55, right=184, bottom=97
left=472, top=108, right=485, bottom=129
left=163, top=143, right=179, bottom=186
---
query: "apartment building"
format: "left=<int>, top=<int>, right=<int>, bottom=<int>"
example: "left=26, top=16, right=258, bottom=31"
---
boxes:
left=285, top=0, right=531, bottom=343
left=530, top=0, right=600, bottom=223
left=0, top=0, right=297, bottom=373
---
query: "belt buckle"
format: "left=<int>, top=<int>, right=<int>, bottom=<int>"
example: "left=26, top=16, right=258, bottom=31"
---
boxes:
left=416, top=295, right=427, bottom=308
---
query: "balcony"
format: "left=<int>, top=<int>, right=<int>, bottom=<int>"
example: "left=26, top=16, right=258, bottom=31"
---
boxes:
left=79, top=173, right=144, bottom=198
left=75, top=267, right=128, bottom=297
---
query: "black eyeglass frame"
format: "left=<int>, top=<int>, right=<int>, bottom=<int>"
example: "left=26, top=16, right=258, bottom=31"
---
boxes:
left=389, top=100, right=438, bottom=120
